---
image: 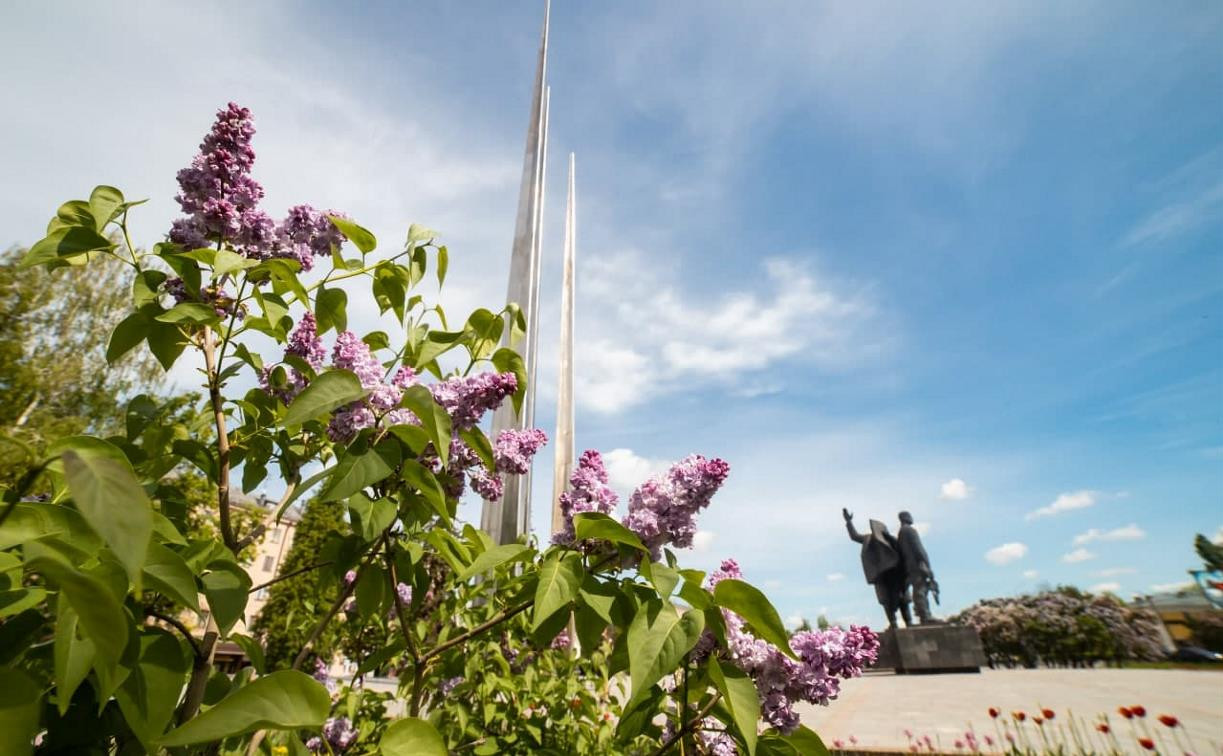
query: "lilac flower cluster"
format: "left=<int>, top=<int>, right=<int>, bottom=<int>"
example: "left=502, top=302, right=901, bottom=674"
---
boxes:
left=312, top=658, right=338, bottom=694
left=698, top=721, right=739, bottom=756
left=261, top=313, right=325, bottom=402
left=167, top=103, right=345, bottom=267
left=551, top=450, right=619, bottom=546
left=494, top=428, right=548, bottom=475
left=706, top=559, right=879, bottom=734
left=429, top=372, right=518, bottom=430
left=438, top=676, right=464, bottom=696
left=623, top=455, right=730, bottom=557
left=549, top=628, right=572, bottom=650
left=306, top=717, right=358, bottom=753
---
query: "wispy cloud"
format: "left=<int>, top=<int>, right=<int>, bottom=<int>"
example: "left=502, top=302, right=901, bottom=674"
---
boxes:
left=1026, top=490, right=1097, bottom=520
left=826, top=573, right=846, bottom=582
left=1022, top=569, right=1039, bottom=579
left=1150, top=581, right=1194, bottom=593
left=1062, top=548, right=1096, bottom=564
left=1090, top=581, right=1121, bottom=594
left=1093, top=567, right=1137, bottom=577
left=1121, top=179, right=1223, bottom=248
left=985, top=542, right=1027, bottom=566
left=1072, top=524, right=1146, bottom=546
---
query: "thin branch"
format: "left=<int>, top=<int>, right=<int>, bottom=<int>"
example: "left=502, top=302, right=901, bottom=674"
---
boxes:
left=145, top=608, right=203, bottom=659
left=177, top=616, right=220, bottom=725
left=201, top=326, right=237, bottom=553
left=421, top=599, right=533, bottom=663
left=650, top=692, right=723, bottom=756
left=291, top=534, right=386, bottom=670
left=248, top=560, right=334, bottom=594
left=235, top=475, right=299, bottom=551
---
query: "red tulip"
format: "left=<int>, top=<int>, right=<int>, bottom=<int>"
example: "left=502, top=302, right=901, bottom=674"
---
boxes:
left=988, top=707, right=1000, bottom=719
left=1157, top=714, right=1178, bottom=728
left=1119, top=707, right=1134, bottom=719
left=1041, top=708, right=1055, bottom=720
left=1131, top=705, right=1147, bottom=718
left=1033, top=716, right=1044, bottom=726
left=1138, top=737, right=1155, bottom=751
left=1013, top=711, right=1026, bottom=722
left=1096, top=723, right=1111, bottom=734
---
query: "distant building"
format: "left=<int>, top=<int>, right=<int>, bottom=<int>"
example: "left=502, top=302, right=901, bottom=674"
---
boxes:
left=242, top=495, right=302, bottom=629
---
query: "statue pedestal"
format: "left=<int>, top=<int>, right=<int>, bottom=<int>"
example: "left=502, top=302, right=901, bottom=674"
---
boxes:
left=874, top=625, right=985, bottom=674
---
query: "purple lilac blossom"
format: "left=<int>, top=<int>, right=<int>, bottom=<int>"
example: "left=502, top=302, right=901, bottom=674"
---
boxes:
left=261, top=313, right=326, bottom=402
left=549, top=628, right=572, bottom=651
left=623, top=455, right=730, bottom=558
left=168, top=104, right=351, bottom=264
left=332, top=331, right=384, bottom=389
left=703, top=558, right=879, bottom=734
left=321, top=716, right=358, bottom=751
left=493, top=428, right=548, bottom=475
left=278, top=204, right=346, bottom=271
left=439, top=676, right=464, bottom=696
left=429, top=371, right=518, bottom=430
left=551, top=450, right=619, bottom=546
left=699, top=721, right=739, bottom=755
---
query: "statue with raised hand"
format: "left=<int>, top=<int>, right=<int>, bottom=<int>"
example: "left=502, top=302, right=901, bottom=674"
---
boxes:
left=843, top=507, right=911, bottom=628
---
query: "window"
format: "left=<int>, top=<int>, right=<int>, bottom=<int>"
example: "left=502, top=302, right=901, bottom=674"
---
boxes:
left=269, top=528, right=282, bottom=543
left=262, top=555, right=274, bottom=572
left=255, top=588, right=268, bottom=600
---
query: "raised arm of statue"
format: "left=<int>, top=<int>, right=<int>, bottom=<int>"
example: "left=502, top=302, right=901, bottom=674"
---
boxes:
left=843, top=509, right=866, bottom=544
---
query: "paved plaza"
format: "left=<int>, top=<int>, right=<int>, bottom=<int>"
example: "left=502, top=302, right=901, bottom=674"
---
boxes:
left=797, top=668, right=1223, bottom=752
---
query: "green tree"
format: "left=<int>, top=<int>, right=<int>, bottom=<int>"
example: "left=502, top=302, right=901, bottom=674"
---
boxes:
left=252, top=497, right=349, bottom=670
left=0, top=245, right=161, bottom=485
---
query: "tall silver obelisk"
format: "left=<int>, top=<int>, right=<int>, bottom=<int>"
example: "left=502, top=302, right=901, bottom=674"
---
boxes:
left=551, top=154, right=576, bottom=537
left=484, top=3, right=550, bottom=545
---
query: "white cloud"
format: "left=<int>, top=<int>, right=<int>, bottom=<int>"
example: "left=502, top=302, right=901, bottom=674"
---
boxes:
left=691, top=531, right=716, bottom=554
left=1022, top=569, right=1039, bottom=579
left=1062, top=548, right=1096, bottom=564
left=1072, top=523, right=1147, bottom=546
left=1093, top=567, right=1137, bottom=578
left=575, top=252, right=881, bottom=413
left=913, top=521, right=931, bottom=536
left=601, top=448, right=670, bottom=495
left=1026, top=490, right=1097, bottom=520
left=826, top=572, right=846, bottom=582
left=985, top=542, right=1027, bottom=566
left=1150, top=581, right=1194, bottom=594
left=940, top=478, right=971, bottom=500
left=1213, top=526, right=1223, bottom=545
left=1090, top=582, right=1121, bottom=594
left=784, top=614, right=806, bottom=631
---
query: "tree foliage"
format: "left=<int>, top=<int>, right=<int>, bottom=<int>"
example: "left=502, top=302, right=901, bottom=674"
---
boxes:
left=0, top=246, right=161, bottom=486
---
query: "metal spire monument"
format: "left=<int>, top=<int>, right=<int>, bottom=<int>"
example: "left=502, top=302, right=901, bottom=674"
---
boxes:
left=483, top=3, right=550, bottom=545
left=551, top=154, right=577, bottom=537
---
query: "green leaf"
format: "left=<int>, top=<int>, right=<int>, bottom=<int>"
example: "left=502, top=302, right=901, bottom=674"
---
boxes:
left=0, top=503, right=66, bottom=549
left=328, top=215, right=377, bottom=254
left=458, top=544, right=530, bottom=581
left=713, top=579, right=797, bottom=659
left=579, top=576, right=619, bottom=623
left=492, top=347, right=528, bottom=414
left=710, top=656, right=760, bottom=755
left=201, top=560, right=252, bottom=636
left=355, top=567, right=386, bottom=617
left=146, top=319, right=190, bottom=370
left=157, top=670, right=330, bottom=746
left=59, top=441, right=152, bottom=590
left=399, top=384, right=452, bottom=466
left=54, top=603, right=95, bottom=715
left=573, top=512, right=647, bottom=552
left=347, top=494, right=397, bottom=543
left=155, top=302, right=221, bottom=325
left=463, top=308, right=503, bottom=360
left=284, top=369, right=367, bottom=427
left=143, top=543, right=200, bottom=612
left=213, top=248, right=259, bottom=277
left=320, top=440, right=399, bottom=502
left=132, top=269, right=167, bottom=307
left=782, top=726, right=832, bottom=756
left=28, top=550, right=128, bottom=686
left=399, top=459, right=451, bottom=523
left=387, top=424, right=433, bottom=454
left=315, top=286, right=348, bottom=334
left=0, top=667, right=41, bottom=756
left=0, top=587, right=45, bottom=618
left=533, top=552, right=584, bottom=630
left=230, top=634, right=266, bottom=675
left=436, top=245, right=448, bottom=286
left=89, top=185, right=125, bottom=229
left=381, top=716, right=448, bottom=756
left=406, top=223, right=438, bottom=245
left=114, top=628, right=190, bottom=747
left=626, top=600, right=705, bottom=705
left=21, top=225, right=114, bottom=267
left=458, top=427, right=495, bottom=472
left=644, top=561, right=680, bottom=598
left=107, top=310, right=149, bottom=364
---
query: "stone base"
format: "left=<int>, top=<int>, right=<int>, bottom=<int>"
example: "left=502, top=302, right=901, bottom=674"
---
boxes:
left=873, top=625, right=986, bottom=674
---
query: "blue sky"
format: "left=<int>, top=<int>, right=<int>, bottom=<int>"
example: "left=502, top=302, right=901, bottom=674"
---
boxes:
left=2, top=1, right=1220, bottom=626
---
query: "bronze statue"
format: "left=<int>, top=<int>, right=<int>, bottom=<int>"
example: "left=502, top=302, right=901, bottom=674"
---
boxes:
left=842, top=508, right=910, bottom=628
left=843, top=508, right=939, bottom=628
